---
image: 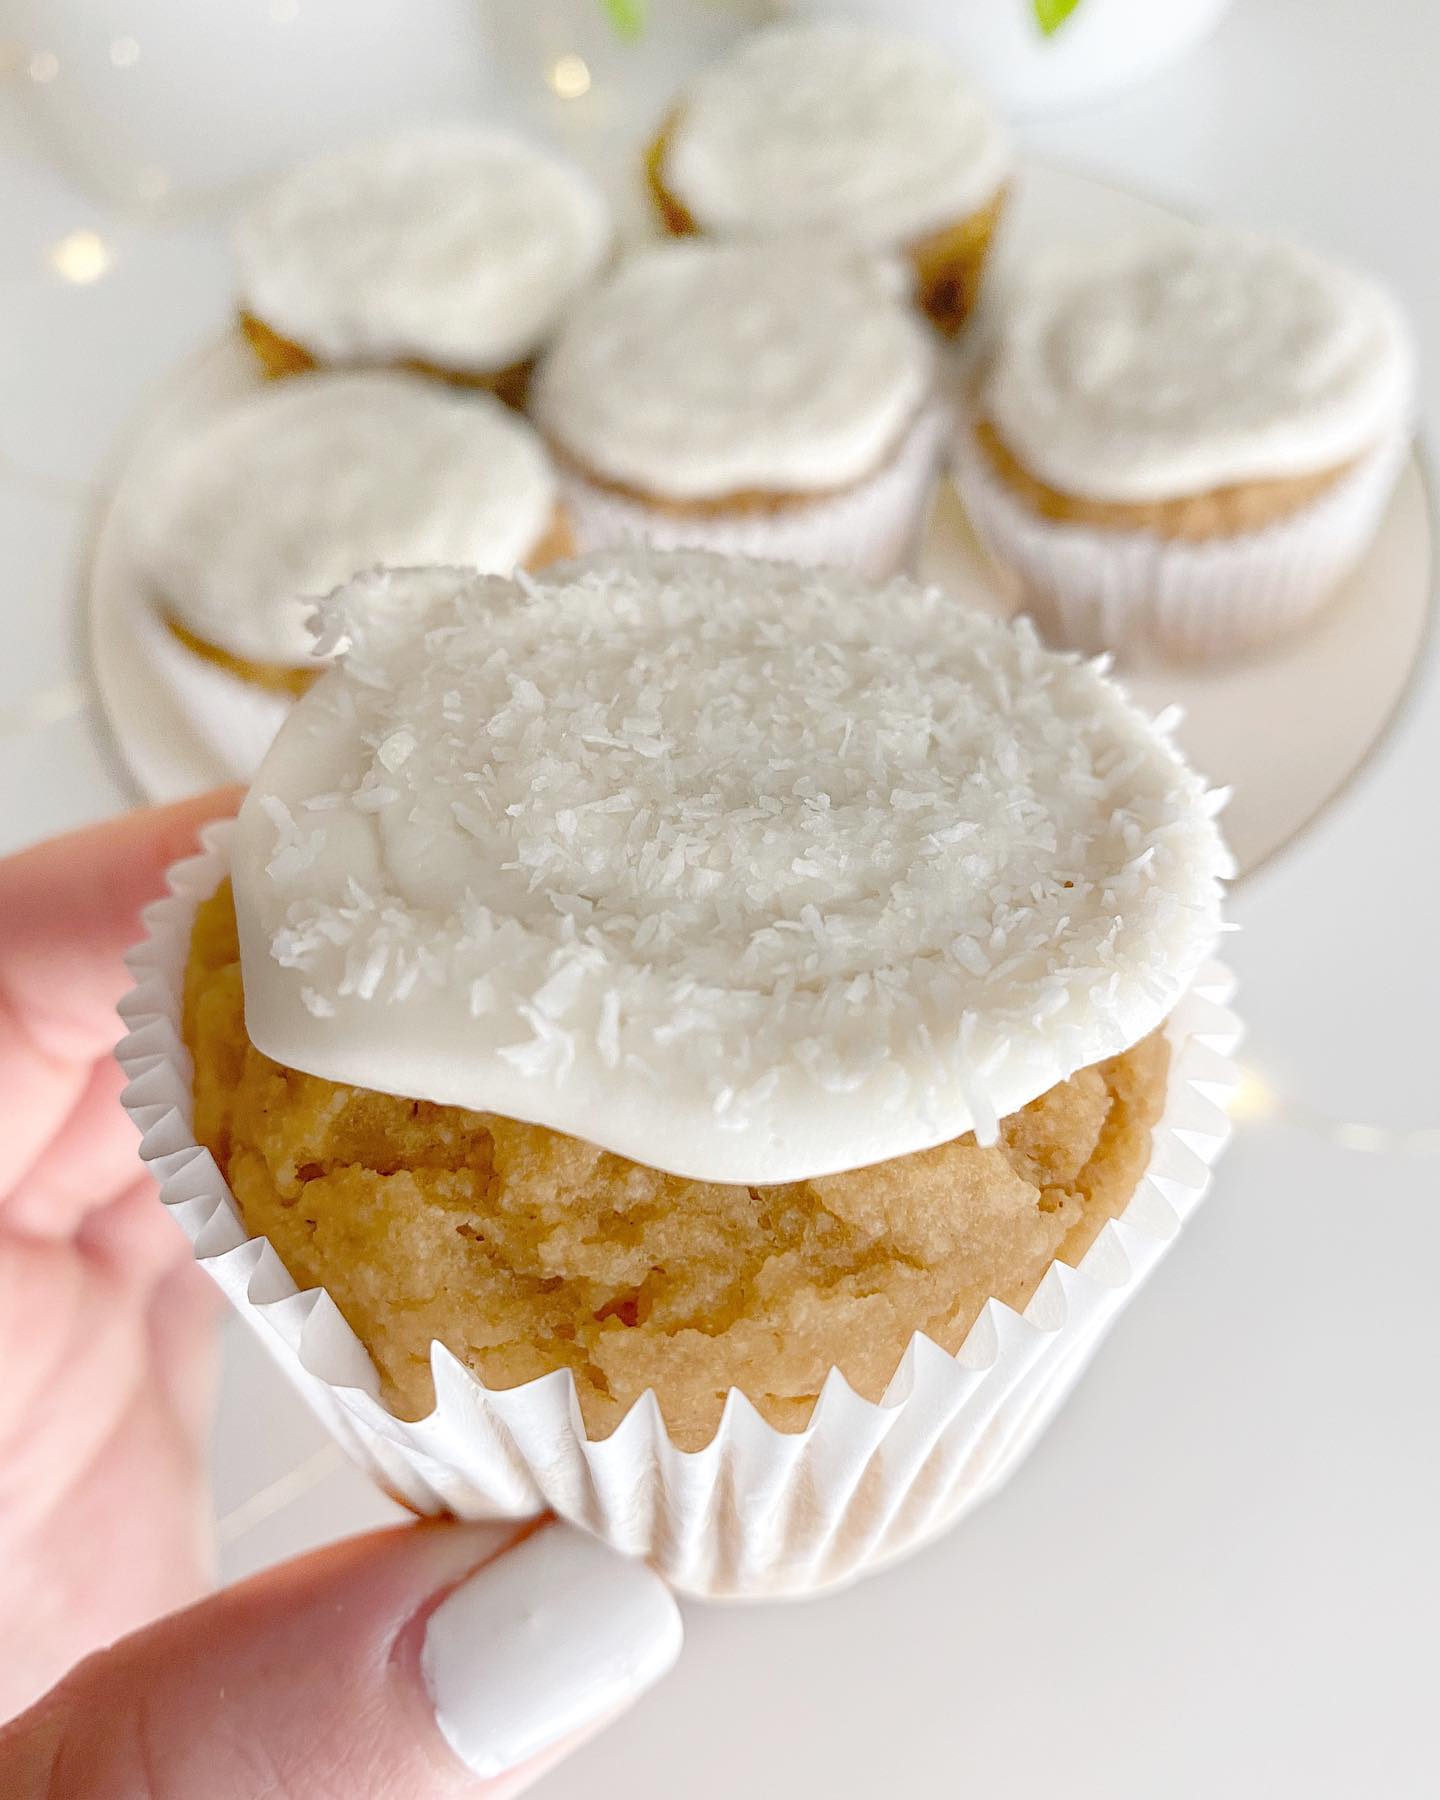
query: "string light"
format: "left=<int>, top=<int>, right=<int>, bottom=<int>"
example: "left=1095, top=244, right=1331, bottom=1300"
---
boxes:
left=1230, top=1061, right=1440, bottom=1155
left=48, top=229, right=111, bottom=285
left=109, top=36, right=140, bottom=68
left=549, top=54, right=592, bottom=99
left=27, top=49, right=58, bottom=83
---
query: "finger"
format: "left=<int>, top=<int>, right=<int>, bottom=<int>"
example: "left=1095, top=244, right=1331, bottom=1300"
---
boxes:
left=0, top=790, right=241, bottom=1197
left=0, top=787, right=242, bottom=1064
left=0, top=1518, right=682, bottom=1796
left=3, top=1057, right=151, bottom=1237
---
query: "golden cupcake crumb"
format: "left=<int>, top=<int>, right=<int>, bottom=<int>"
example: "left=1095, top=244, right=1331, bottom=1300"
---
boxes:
left=186, top=882, right=1169, bottom=1449
left=238, top=310, right=536, bottom=410
left=645, top=114, right=1004, bottom=338
left=972, top=416, right=1352, bottom=540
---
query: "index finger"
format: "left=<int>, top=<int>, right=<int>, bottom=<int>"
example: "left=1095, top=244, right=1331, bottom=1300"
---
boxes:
left=0, top=789, right=242, bottom=1067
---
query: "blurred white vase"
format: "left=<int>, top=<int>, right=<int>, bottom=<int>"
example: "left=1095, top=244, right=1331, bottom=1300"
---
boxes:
left=5, top=0, right=495, bottom=211
left=778, top=0, right=1236, bottom=116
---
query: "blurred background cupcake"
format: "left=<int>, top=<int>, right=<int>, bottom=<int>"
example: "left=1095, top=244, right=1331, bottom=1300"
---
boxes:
left=134, top=369, right=565, bottom=722
left=235, top=124, right=612, bottom=405
left=954, top=229, right=1415, bottom=660
left=647, top=20, right=1012, bottom=334
left=531, top=237, right=943, bottom=575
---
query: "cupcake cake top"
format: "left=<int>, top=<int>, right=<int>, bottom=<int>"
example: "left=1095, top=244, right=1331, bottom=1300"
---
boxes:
left=139, top=372, right=556, bottom=667
left=984, top=230, right=1414, bottom=503
left=235, top=127, right=611, bottom=371
left=662, top=23, right=1011, bottom=246
left=531, top=241, right=934, bottom=499
left=232, top=552, right=1229, bottom=1184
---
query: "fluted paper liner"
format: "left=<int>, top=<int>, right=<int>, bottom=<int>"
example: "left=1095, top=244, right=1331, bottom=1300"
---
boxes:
left=119, top=824, right=1239, bottom=1599
left=559, top=405, right=950, bottom=583
left=952, top=422, right=1408, bottom=661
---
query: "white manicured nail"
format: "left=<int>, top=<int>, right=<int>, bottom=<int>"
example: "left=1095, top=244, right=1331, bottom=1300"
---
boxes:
left=422, top=1525, right=683, bottom=1779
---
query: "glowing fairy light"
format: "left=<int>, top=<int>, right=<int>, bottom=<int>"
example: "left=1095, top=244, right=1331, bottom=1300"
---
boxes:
left=48, top=229, right=112, bottom=285
left=549, top=54, right=592, bottom=99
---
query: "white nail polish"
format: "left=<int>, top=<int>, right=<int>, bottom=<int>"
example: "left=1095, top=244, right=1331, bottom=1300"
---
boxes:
left=422, top=1525, right=683, bottom=1779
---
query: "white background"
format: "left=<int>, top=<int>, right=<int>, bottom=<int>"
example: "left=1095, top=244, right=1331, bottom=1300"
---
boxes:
left=1, top=1, right=1436, bottom=1794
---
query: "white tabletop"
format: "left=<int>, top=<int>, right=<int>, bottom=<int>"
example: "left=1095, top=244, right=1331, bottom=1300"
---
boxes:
left=2, top=2, right=1436, bottom=1794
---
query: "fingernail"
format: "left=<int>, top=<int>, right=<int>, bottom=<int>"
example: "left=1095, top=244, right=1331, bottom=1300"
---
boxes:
left=422, top=1524, right=683, bottom=1779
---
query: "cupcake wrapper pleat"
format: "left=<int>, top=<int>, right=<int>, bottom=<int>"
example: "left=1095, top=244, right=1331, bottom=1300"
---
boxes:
left=119, top=823, right=1240, bottom=1599
left=952, top=423, right=1409, bottom=661
left=557, top=404, right=950, bottom=583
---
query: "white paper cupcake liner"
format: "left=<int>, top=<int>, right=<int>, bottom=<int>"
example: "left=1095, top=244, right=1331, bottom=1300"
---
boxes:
left=557, top=404, right=950, bottom=583
left=118, top=824, right=1239, bottom=1600
left=952, top=423, right=1408, bottom=661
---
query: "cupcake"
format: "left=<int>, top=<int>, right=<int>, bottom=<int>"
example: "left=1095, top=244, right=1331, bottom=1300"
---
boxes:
left=122, top=551, right=1237, bottom=1596
left=137, top=370, right=568, bottom=699
left=235, top=126, right=611, bottom=404
left=647, top=23, right=1011, bottom=335
left=954, top=229, right=1415, bottom=660
left=530, top=240, right=944, bottom=578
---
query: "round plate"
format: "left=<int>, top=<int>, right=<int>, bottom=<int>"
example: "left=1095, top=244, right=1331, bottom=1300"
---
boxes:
left=87, top=158, right=1434, bottom=878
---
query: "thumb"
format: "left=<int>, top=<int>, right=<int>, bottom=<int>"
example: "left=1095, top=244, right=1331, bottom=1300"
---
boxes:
left=0, top=1518, right=682, bottom=1797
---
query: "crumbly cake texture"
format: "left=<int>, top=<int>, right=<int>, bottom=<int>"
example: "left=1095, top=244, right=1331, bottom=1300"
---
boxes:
left=971, top=418, right=1354, bottom=541
left=660, top=23, right=1011, bottom=247
left=235, top=127, right=611, bottom=372
left=141, top=371, right=561, bottom=668
left=645, top=115, right=1006, bottom=339
left=984, top=229, right=1413, bottom=504
left=231, top=552, right=1229, bottom=1185
left=185, top=880, right=1170, bottom=1448
left=531, top=240, right=934, bottom=501
left=238, top=311, right=535, bottom=409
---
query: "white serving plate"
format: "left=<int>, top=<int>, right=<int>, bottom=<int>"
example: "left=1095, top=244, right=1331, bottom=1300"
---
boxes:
left=87, top=159, right=1433, bottom=881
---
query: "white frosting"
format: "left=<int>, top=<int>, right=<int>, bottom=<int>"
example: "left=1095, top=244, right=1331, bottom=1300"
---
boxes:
left=236, top=127, right=611, bottom=371
left=532, top=241, right=935, bottom=499
left=140, top=372, right=556, bottom=667
left=664, top=23, right=1011, bottom=246
left=233, top=552, right=1229, bottom=1185
left=985, top=230, right=1415, bottom=502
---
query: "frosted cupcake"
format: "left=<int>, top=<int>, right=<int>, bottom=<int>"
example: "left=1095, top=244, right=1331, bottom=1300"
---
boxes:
left=236, top=127, right=611, bottom=405
left=955, top=230, right=1415, bottom=660
left=137, top=370, right=568, bottom=697
left=647, top=23, right=1011, bottom=335
left=531, top=240, right=943, bottom=577
left=123, top=551, right=1238, bottom=1596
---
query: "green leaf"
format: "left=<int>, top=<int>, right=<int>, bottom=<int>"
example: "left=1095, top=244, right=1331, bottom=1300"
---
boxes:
left=602, top=0, right=647, bottom=39
left=1034, top=0, right=1083, bottom=35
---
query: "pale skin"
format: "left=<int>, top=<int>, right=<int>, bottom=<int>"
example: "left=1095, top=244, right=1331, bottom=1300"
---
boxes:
left=0, top=796, right=678, bottom=1795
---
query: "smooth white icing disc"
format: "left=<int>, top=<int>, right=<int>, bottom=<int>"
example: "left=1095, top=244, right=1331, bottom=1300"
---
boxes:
left=139, top=372, right=556, bottom=667
left=233, top=552, right=1230, bottom=1185
left=532, top=240, right=935, bottom=499
left=236, top=126, right=611, bottom=371
left=984, top=229, right=1415, bottom=502
left=664, top=23, right=1011, bottom=246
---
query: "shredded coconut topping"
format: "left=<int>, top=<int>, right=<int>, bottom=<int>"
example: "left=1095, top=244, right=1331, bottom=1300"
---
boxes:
left=232, top=553, right=1230, bottom=1182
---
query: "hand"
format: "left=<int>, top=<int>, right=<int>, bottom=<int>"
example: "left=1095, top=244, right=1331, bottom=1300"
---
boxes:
left=0, top=794, right=239, bottom=1718
left=0, top=801, right=682, bottom=1794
